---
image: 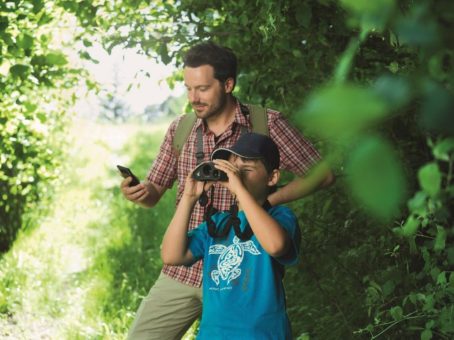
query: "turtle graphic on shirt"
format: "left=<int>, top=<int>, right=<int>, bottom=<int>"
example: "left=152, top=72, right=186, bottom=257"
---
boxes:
left=209, top=235, right=261, bottom=285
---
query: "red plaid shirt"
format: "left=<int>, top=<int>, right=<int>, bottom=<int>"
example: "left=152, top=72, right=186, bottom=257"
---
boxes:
left=147, top=99, right=321, bottom=287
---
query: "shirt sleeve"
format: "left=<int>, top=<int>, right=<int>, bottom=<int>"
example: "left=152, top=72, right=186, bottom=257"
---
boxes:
left=267, top=109, right=321, bottom=176
left=270, top=206, right=301, bottom=266
left=146, top=117, right=181, bottom=188
left=187, top=222, right=208, bottom=263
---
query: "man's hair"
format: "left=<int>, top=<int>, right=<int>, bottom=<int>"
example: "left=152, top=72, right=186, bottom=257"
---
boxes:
left=183, top=42, right=237, bottom=85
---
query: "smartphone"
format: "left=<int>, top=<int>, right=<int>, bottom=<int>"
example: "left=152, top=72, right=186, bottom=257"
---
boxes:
left=117, top=165, right=140, bottom=186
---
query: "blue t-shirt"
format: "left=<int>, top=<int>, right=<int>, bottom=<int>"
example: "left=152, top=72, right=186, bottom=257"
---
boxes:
left=188, top=205, right=301, bottom=340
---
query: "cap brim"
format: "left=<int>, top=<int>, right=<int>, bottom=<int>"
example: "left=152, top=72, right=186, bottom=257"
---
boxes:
left=211, top=147, right=262, bottom=161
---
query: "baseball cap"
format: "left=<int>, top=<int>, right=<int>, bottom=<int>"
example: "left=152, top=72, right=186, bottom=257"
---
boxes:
left=211, top=132, right=280, bottom=171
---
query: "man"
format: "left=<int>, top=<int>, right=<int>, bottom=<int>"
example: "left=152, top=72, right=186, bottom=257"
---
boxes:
left=121, top=42, right=334, bottom=339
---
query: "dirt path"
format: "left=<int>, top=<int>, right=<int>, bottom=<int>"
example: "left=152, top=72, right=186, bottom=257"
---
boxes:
left=0, top=118, right=165, bottom=339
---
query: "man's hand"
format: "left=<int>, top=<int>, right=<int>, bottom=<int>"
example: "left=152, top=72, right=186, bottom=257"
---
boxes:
left=120, top=178, right=166, bottom=208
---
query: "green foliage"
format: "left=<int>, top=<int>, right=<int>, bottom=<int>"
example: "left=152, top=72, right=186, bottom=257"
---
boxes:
left=90, top=0, right=454, bottom=338
left=77, top=127, right=179, bottom=337
left=345, top=135, right=406, bottom=219
left=0, top=0, right=80, bottom=251
left=1, top=0, right=453, bottom=338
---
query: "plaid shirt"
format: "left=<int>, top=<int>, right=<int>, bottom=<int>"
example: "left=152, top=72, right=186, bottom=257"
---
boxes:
left=147, top=99, right=321, bottom=287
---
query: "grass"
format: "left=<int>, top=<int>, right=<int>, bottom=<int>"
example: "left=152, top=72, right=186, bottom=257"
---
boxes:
left=0, top=117, right=197, bottom=339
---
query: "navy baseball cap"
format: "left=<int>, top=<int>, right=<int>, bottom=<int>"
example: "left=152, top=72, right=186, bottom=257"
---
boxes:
left=211, top=132, right=280, bottom=171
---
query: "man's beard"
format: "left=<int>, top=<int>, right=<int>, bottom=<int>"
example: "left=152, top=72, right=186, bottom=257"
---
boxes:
left=193, top=93, right=228, bottom=120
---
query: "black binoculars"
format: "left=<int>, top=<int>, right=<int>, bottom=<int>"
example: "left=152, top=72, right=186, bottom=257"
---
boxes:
left=192, top=161, right=228, bottom=181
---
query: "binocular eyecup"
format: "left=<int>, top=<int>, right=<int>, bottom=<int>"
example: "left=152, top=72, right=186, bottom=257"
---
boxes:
left=192, top=161, right=228, bottom=182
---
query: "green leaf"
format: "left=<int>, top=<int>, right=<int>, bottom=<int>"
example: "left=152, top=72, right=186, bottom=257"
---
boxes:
left=430, top=267, right=440, bottom=282
left=298, top=84, right=389, bottom=140
left=9, top=64, right=30, bottom=78
left=0, top=16, right=9, bottom=31
left=82, top=38, right=93, bottom=47
left=345, top=135, right=406, bottom=219
left=395, top=6, right=439, bottom=47
left=399, top=215, right=420, bottom=237
left=434, top=225, right=446, bottom=251
left=382, top=280, right=395, bottom=296
left=420, top=81, right=454, bottom=136
left=373, top=75, right=411, bottom=109
left=437, top=272, right=447, bottom=285
left=421, top=329, right=432, bottom=340
left=418, top=163, right=441, bottom=196
left=158, top=43, right=171, bottom=65
left=440, top=305, right=454, bottom=332
left=433, top=138, right=454, bottom=161
left=390, top=305, right=403, bottom=321
left=16, top=33, right=34, bottom=50
left=388, top=61, right=399, bottom=73
left=45, top=52, right=68, bottom=66
left=447, top=247, right=454, bottom=265
left=407, top=191, right=427, bottom=215
left=32, top=0, right=45, bottom=14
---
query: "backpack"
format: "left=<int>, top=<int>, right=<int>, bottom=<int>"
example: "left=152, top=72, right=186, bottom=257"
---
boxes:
left=172, top=104, right=269, bottom=159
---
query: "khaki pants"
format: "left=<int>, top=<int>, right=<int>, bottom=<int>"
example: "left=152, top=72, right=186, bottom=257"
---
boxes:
left=127, top=272, right=203, bottom=340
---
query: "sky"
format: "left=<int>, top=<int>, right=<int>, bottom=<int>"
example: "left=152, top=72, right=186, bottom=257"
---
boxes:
left=74, top=45, right=185, bottom=118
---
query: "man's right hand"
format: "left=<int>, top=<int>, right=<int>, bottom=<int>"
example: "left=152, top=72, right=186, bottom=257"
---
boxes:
left=120, top=178, right=166, bottom=208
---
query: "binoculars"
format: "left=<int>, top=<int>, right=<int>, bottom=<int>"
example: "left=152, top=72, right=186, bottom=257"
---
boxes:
left=192, top=161, right=228, bottom=181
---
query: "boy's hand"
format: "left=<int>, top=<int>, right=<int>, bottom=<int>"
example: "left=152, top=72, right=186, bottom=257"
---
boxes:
left=212, top=159, right=245, bottom=196
left=182, top=171, right=212, bottom=203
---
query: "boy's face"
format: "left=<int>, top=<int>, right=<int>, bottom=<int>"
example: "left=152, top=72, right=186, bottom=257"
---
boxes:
left=230, top=155, right=277, bottom=202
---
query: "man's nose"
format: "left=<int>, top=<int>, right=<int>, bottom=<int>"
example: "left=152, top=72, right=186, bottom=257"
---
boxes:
left=188, top=90, right=199, bottom=103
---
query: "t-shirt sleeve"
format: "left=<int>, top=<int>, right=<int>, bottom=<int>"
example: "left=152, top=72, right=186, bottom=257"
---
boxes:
left=268, top=110, right=321, bottom=176
left=146, top=117, right=180, bottom=188
left=187, top=222, right=208, bottom=264
left=270, top=206, right=301, bottom=266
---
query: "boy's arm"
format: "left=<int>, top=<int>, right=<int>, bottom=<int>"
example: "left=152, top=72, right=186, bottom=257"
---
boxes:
left=236, top=187, right=291, bottom=257
left=267, top=161, right=334, bottom=206
left=213, top=159, right=291, bottom=258
left=161, top=174, right=206, bottom=266
left=161, top=195, right=196, bottom=266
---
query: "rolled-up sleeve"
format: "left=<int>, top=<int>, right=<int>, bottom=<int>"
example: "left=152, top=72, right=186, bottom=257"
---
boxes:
left=270, top=206, right=301, bottom=266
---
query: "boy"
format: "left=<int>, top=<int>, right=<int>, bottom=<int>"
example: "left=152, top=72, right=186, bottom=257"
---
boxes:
left=161, top=133, right=301, bottom=339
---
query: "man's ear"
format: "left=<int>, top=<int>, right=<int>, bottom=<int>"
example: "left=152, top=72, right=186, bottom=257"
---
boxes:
left=268, top=169, right=280, bottom=187
left=224, top=77, right=235, bottom=94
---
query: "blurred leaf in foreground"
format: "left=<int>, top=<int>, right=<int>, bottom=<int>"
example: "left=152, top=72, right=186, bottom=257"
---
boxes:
left=297, top=84, right=389, bottom=140
left=340, top=0, right=396, bottom=33
left=345, top=135, right=407, bottom=219
left=373, top=75, right=412, bottom=110
left=420, top=81, right=454, bottom=136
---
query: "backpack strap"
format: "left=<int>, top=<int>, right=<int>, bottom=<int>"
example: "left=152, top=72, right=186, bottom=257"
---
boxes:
left=172, top=103, right=269, bottom=158
left=172, top=113, right=197, bottom=157
left=244, top=104, right=269, bottom=136
left=195, top=125, right=204, bottom=164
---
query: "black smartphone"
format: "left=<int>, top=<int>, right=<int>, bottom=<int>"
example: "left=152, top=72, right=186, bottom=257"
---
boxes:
left=117, top=165, right=140, bottom=186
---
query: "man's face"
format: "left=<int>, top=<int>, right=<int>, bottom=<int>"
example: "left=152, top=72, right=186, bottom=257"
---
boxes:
left=183, top=65, right=232, bottom=120
left=230, top=155, right=271, bottom=202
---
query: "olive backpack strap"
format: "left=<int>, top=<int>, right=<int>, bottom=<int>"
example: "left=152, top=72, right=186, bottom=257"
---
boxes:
left=244, top=103, right=269, bottom=136
left=171, top=113, right=198, bottom=158
left=172, top=103, right=269, bottom=159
